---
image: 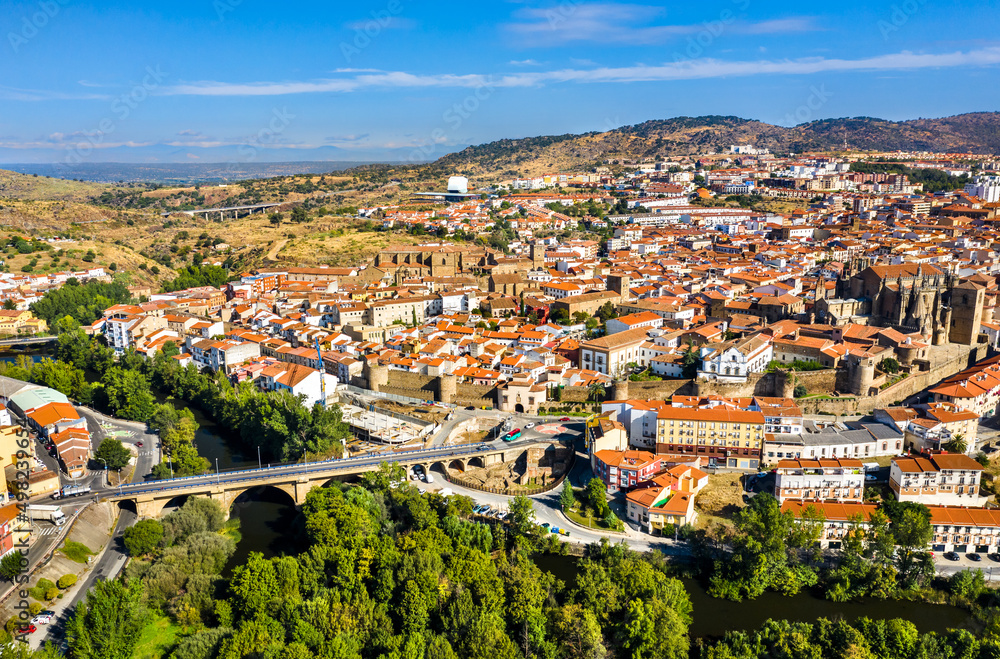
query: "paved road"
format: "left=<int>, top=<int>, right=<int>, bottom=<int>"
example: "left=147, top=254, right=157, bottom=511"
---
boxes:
left=28, top=509, right=135, bottom=652
left=103, top=440, right=536, bottom=499
left=934, top=553, right=1000, bottom=580
left=77, top=407, right=159, bottom=488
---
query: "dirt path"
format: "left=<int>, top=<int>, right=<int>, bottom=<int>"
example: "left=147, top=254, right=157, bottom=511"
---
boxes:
left=266, top=238, right=288, bottom=261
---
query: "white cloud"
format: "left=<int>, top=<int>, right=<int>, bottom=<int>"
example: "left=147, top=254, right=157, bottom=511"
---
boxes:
left=510, top=59, right=542, bottom=66
left=504, top=3, right=817, bottom=45
left=156, top=47, right=1000, bottom=96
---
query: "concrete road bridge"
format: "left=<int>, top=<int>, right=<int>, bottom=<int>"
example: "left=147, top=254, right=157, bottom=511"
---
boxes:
left=104, top=439, right=560, bottom=518
left=163, top=203, right=281, bottom=221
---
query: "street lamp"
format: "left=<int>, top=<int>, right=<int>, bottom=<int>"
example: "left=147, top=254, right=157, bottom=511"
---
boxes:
left=215, top=458, right=220, bottom=485
left=96, top=458, right=107, bottom=487
left=257, top=446, right=262, bottom=470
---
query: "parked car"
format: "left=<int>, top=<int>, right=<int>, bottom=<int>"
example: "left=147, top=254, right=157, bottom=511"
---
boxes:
left=473, top=505, right=485, bottom=514
left=944, top=552, right=960, bottom=561
left=968, top=553, right=983, bottom=562
left=21, top=624, right=36, bottom=634
left=31, top=615, right=51, bottom=626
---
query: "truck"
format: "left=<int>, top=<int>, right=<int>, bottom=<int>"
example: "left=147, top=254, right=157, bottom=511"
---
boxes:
left=27, top=505, right=66, bottom=526
left=52, top=485, right=91, bottom=500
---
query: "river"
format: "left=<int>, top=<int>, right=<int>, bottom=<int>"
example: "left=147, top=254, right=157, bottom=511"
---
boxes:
left=156, top=397, right=978, bottom=638
left=531, top=554, right=974, bottom=640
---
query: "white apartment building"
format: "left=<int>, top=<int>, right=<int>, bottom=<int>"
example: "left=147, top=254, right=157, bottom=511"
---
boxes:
left=773, top=458, right=865, bottom=504
left=890, top=453, right=986, bottom=507
left=579, top=327, right=650, bottom=378
left=763, top=422, right=904, bottom=464
left=606, top=311, right=663, bottom=336
left=697, top=334, right=773, bottom=383
left=964, top=175, right=1000, bottom=203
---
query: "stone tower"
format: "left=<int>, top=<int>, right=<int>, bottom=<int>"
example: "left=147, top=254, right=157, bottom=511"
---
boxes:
left=607, top=274, right=632, bottom=299
left=949, top=282, right=985, bottom=345
left=530, top=242, right=545, bottom=269
left=848, top=353, right=876, bottom=396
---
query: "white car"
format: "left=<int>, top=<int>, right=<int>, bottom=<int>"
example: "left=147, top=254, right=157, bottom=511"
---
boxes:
left=525, top=423, right=536, bottom=429
left=31, top=615, right=52, bottom=626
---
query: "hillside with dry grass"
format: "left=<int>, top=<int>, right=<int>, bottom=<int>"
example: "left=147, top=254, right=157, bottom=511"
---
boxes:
left=435, top=113, right=1000, bottom=179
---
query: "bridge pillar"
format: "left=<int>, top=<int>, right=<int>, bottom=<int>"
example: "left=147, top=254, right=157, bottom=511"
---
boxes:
left=135, top=498, right=163, bottom=519
left=293, top=480, right=320, bottom=505
left=210, top=489, right=233, bottom=520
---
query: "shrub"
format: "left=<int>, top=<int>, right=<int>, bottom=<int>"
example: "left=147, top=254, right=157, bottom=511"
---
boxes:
left=27, top=603, right=42, bottom=616
left=60, top=541, right=93, bottom=564
left=44, top=588, right=59, bottom=601
left=57, top=574, right=78, bottom=589
left=793, top=384, right=808, bottom=398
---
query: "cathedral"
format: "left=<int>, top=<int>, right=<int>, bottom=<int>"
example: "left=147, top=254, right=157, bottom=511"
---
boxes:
left=815, top=261, right=985, bottom=346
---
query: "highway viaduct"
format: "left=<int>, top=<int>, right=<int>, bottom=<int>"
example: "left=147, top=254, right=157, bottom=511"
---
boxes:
left=103, top=440, right=561, bottom=519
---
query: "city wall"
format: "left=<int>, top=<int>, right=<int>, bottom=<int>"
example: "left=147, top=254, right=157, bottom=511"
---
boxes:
left=364, top=366, right=497, bottom=408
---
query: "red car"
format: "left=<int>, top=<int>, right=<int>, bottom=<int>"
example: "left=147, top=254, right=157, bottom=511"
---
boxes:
left=20, top=624, right=36, bottom=634
left=559, top=417, right=571, bottom=422
left=136, top=441, right=143, bottom=448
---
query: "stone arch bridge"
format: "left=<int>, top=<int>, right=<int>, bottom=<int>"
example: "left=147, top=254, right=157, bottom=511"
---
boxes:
left=105, top=440, right=561, bottom=519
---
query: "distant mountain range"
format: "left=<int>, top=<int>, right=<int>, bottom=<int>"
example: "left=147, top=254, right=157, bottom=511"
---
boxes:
left=4, top=113, right=999, bottom=184
left=435, top=113, right=1000, bottom=177
left=1, top=161, right=400, bottom=185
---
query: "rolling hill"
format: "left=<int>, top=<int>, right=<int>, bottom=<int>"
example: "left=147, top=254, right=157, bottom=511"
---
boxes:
left=434, top=113, right=1000, bottom=178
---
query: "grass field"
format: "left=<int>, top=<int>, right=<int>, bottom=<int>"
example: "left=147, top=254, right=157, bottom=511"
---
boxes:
left=60, top=541, right=94, bottom=563
left=133, top=614, right=182, bottom=659
left=694, top=473, right=746, bottom=529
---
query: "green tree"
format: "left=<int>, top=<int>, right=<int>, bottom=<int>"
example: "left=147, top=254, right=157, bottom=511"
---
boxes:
left=586, top=478, right=610, bottom=518
left=123, top=519, right=164, bottom=557
left=100, top=367, right=156, bottom=421
left=793, top=383, right=808, bottom=398
left=948, top=569, right=985, bottom=600
left=559, top=480, right=576, bottom=510
left=66, top=578, right=146, bottom=659
left=549, top=604, right=607, bottom=659
left=507, top=495, right=536, bottom=536
left=943, top=434, right=968, bottom=454
left=880, top=357, right=900, bottom=374
left=94, top=438, right=131, bottom=471
left=883, top=500, right=934, bottom=589
left=0, top=551, right=25, bottom=580
left=680, top=342, right=700, bottom=379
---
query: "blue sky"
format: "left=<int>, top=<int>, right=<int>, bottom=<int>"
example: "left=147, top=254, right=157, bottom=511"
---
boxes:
left=2, top=0, right=999, bottom=164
